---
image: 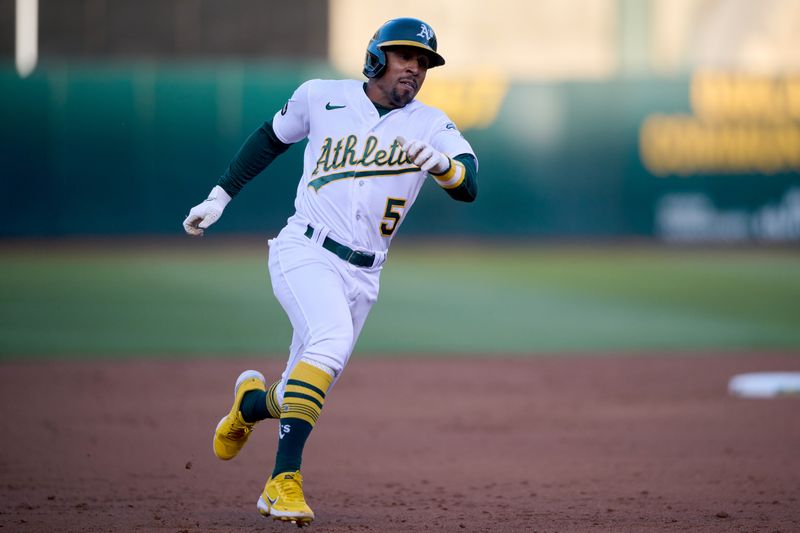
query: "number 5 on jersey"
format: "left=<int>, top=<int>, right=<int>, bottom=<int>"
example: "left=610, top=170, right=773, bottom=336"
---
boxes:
left=380, top=198, right=407, bottom=237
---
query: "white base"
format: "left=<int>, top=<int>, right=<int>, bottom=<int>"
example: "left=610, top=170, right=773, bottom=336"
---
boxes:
left=728, top=372, right=800, bottom=398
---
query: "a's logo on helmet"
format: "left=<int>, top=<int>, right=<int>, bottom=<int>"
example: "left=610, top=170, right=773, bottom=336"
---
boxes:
left=417, top=24, right=433, bottom=43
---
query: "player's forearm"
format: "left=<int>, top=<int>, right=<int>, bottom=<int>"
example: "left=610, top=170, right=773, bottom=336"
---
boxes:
left=217, top=121, right=291, bottom=197
left=439, top=153, right=478, bottom=203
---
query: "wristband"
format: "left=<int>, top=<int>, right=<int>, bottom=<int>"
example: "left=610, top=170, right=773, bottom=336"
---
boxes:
left=431, top=158, right=466, bottom=189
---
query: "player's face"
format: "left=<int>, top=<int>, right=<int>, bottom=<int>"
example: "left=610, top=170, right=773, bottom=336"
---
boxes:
left=375, top=46, right=430, bottom=108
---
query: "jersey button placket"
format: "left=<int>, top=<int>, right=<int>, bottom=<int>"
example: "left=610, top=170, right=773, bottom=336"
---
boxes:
left=353, top=112, right=380, bottom=248
left=351, top=123, right=369, bottom=246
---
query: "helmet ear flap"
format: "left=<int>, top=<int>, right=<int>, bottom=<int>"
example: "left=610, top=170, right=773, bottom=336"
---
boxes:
left=363, top=47, right=387, bottom=78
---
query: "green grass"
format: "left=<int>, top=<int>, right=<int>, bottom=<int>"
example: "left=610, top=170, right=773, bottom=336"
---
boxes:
left=1, top=242, right=799, bottom=358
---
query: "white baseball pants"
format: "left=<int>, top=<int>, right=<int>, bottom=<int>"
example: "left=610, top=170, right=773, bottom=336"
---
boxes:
left=267, top=218, right=382, bottom=404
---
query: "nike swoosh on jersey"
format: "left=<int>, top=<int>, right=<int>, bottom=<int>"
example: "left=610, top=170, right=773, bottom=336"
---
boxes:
left=325, top=102, right=346, bottom=110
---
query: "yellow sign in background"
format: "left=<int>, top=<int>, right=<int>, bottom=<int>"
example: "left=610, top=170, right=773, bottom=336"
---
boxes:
left=641, top=72, right=800, bottom=176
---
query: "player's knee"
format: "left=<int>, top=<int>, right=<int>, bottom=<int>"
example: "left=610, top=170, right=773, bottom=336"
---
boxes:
left=304, top=330, right=353, bottom=375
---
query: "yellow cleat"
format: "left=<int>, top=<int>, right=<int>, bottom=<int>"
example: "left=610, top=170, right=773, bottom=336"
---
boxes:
left=212, top=370, right=266, bottom=460
left=257, top=471, right=314, bottom=526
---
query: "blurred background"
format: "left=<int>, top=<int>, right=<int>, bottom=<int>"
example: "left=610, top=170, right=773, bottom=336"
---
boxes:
left=1, top=0, right=799, bottom=357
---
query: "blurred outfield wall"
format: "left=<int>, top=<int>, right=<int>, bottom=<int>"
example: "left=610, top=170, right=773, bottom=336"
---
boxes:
left=1, top=63, right=799, bottom=240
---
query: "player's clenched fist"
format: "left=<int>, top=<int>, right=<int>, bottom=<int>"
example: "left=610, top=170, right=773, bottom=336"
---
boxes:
left=396, top=136, right=450, bottom=174
left=182, top=185, right=232, bottom=236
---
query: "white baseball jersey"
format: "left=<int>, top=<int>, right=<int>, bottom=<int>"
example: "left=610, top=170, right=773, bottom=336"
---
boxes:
left=272, top=79, right=476, bottom=254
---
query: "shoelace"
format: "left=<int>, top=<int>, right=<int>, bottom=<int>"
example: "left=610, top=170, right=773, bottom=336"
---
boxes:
left=280, top=475, right=305, bottom=502
left=226, top=419, right=251, bottom=440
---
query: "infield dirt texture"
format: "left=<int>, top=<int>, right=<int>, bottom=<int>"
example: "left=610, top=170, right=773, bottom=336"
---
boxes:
left=2, top=354, right=799, bottom=532
left=1, top=243, right=799, bottom=531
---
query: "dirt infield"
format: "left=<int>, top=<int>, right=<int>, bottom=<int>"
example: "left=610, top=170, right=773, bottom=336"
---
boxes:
left=1, top=354, right=799, bottom=532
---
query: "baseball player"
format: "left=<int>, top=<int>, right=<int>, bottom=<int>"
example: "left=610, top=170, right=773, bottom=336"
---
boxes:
left=183, top=17, right=477, bottom=526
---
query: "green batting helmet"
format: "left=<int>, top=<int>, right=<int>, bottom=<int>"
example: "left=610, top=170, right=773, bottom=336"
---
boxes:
left=363, top=18, right=446, bottom=78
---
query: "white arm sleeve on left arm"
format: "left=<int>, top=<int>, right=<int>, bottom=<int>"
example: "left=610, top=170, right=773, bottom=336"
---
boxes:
left=272, top=80, right=313, bottom=144
left=429, top=116, right=476, bottom=165
left=424, top=115, right=477, bottom=190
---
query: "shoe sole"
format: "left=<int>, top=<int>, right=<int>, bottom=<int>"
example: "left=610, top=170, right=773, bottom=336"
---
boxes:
left=235, top=369, right=266, bottom=394
left=212, top=370, right=267, bottom=459
left=257, top=495, right=313, bottom=526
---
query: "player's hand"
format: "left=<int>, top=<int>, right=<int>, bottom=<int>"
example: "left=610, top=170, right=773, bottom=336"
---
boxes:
left=396, top=136, right=451, bottom=174
left=182, top=185, right=232, bottom=236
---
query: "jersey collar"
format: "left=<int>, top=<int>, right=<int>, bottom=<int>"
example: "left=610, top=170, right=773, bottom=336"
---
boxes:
left=361, top=81, right=420, bottom=117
